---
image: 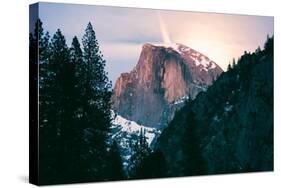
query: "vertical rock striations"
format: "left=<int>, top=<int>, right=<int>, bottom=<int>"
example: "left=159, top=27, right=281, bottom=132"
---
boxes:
left=112, top=43, right=223, bottom=129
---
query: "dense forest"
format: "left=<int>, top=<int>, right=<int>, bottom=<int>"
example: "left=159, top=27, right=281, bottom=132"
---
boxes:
left=30, top=19, right=273, bottom=184
left=156, top=36, right=273, bottom=176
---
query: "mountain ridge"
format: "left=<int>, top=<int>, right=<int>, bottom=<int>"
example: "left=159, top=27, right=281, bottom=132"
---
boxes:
left=112, top=42, right=223, bottom=128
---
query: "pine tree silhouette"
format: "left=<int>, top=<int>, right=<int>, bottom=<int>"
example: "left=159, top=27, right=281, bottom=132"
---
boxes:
left=79, top=22, right=113, bottom=181
left=128, top=128, right=151, bottom=179
left=34, top=20, right=117, bottom=184
left=108, top=141, right=125, bottom=180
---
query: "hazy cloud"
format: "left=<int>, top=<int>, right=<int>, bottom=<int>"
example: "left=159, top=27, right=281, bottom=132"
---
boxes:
left=39, top=2, right=274, bottom=85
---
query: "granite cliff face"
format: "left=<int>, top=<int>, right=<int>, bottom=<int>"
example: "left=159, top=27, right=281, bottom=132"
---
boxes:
left=112, top=43, right=223, bottom=128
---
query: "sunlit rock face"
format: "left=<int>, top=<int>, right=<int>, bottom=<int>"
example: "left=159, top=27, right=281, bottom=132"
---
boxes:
left=112, top=43, right=223, bottom=129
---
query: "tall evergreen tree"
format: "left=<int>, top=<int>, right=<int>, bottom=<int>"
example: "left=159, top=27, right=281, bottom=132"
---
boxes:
left=29, top=19, right=49, bottom=185
left=44, top=29, right=74, bottom=183
left=108, top=141, right=125, bottom=180
left=81, top=22, right=112, bottom=133
left=264, top=35, right=273, bottom=58
left=80, top=22, right=113, bottom=180
left=70, top=36, right=85, bottom=92
left=232, top=58, right=236, bottom=68
left=128, top=128, right=152, bottom=179
left=227, top=63, right=232, bottom=71
left=33, top=20, right=59, bottom=185
left=63, top=36, right=88, bottom=181
left=35, top=19, right=50, bottom=130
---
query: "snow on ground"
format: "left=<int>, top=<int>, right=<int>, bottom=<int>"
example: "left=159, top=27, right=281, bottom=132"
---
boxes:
left=173, top=95, right=189, bottom=105
left=111, top=111, right=161, bottom=145
left=213, top=115, right=220, bottom=122
left=110, top=111, right=161, bottom=169
left=224, top=102, right=233, bottom=113
left=194, top=84, right=208, bottom=92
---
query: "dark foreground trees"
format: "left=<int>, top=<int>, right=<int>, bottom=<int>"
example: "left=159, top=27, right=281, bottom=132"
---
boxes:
left=30, top=20, right=123, bottom=184
left=182, top=109, right=206, bottom=176
left=128, top=129, right=167, bottom=179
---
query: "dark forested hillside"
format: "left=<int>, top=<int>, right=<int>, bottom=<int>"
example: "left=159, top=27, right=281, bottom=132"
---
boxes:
left=155, top=36, right=273, bottom=176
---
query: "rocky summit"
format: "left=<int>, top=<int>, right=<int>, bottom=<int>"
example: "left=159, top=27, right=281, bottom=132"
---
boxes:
left=112, top=43, right=223, bottom=129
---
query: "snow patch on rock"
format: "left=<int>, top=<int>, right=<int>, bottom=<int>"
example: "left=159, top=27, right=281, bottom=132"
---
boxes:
left=173, top=95, right=189, bottom=105
left=110, top=111, right=161, bottom=168
left=111, top=111, right=160, bottom=145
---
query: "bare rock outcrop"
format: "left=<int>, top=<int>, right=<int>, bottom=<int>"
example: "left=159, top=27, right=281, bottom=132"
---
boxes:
left=112, top=43, right=223, bottom=128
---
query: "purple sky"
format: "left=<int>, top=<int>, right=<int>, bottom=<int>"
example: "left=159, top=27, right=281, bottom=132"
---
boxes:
left=36, top=2, right=274, bottom=85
